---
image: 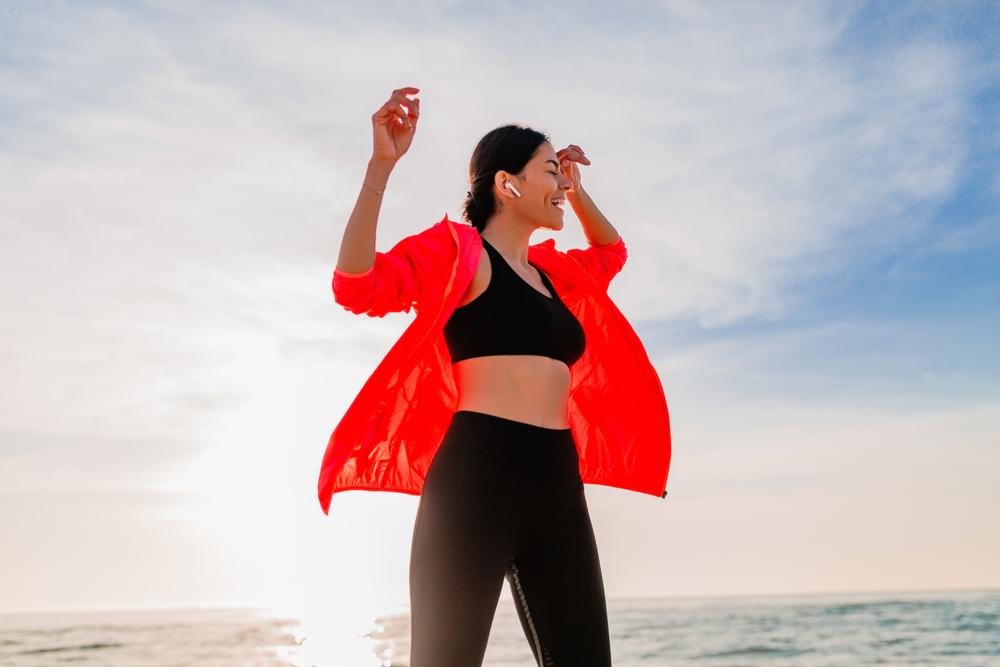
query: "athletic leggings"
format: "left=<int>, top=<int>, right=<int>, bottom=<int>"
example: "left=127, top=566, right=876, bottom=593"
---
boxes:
left=408, top=409, right=612, bottom=666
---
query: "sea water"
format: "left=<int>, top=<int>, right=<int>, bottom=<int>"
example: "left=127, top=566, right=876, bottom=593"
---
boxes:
left=1, top=588, right=997, bottom=666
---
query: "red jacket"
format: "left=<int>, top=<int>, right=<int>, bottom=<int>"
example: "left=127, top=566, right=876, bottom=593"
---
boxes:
left=319, top=213, right=670, bottom=515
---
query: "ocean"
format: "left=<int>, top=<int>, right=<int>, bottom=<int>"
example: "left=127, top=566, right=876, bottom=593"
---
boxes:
left=1, top=588, right=997, bottom=666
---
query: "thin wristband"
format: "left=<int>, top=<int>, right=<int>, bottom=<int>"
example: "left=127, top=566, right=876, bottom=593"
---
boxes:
left=361, top=182, right=384, bottom=196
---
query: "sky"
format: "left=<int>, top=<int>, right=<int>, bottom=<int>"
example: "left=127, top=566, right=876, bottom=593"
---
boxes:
left=1, top=0, right=998, bottom=631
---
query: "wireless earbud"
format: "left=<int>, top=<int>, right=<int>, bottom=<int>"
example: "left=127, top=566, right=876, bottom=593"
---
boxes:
left=505, top=181, right=522, bottom=198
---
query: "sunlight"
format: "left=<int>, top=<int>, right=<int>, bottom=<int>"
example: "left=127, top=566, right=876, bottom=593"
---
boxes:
left=258, top=600, right=405, bottom=666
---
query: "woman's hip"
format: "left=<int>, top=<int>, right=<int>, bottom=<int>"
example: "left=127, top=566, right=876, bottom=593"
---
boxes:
left=428, top=409, right=582, bottom=485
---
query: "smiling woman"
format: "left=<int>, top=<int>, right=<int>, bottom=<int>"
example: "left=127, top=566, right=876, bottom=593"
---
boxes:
left=322, top=86, right=670, bottom=666
left=462, top=125, right=570, bottom=232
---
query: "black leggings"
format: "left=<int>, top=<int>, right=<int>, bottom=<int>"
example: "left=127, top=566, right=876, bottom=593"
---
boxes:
left=408, top=409, right=612, bottom=666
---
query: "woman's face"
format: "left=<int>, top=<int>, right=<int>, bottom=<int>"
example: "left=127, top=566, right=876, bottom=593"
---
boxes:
left=501, top=142, right=574, bottom=230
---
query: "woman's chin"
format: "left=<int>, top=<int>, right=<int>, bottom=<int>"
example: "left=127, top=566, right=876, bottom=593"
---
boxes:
left=544, top=208, right=565, bottom=229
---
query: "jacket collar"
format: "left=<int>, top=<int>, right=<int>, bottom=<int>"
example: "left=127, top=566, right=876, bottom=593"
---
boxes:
left=441, top=214, right=594, bottom=298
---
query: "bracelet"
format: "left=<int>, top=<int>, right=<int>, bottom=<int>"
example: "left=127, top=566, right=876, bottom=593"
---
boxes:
left=361, top=182, right=384, bottom=196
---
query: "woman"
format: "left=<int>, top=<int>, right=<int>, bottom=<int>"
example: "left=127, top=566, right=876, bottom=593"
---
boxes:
left=322, top=86, right=671, bottom=666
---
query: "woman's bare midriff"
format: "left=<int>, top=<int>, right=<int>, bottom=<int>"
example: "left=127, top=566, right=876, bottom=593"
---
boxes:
left=452, top=356, right=572, bottom=429
left=449, top=243, right=573, bottom=430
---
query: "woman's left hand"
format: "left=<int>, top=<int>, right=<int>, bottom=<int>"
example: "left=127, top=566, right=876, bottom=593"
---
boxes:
left=555, top=144, right=590, bottom=194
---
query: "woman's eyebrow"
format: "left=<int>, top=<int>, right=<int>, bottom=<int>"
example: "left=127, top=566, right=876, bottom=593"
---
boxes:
left=545, top=159, right=559, bottom=169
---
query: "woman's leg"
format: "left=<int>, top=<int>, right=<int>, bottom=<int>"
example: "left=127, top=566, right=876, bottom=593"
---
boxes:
left=506, top=479, right=613, bottom=666
left=407, top=418, right=512, bottom=667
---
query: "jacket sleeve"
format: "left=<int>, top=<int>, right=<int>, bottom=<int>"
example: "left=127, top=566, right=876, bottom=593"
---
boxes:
left=332, top=227, right=443, bottom=318
left=565, top=234, right=627, bottom=292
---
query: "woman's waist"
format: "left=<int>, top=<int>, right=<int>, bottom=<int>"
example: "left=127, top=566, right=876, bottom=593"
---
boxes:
left=452, top=385, right=570, bottom=428
left=451, top=354, right=570, bottom=388
left=451, top=355, right=572, bottom=428
left=431, top=409, right=581, bottom=483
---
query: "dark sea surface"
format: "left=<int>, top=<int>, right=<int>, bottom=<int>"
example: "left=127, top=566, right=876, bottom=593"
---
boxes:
left=1, top=588, right=997, bottom=666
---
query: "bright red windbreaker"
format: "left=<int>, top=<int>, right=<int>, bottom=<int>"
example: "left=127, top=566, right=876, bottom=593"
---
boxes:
left=319, top=213, right=670, bottom=515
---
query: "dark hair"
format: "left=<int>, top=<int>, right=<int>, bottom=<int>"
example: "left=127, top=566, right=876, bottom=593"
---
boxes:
left=462, top=124, right=551, bottom=233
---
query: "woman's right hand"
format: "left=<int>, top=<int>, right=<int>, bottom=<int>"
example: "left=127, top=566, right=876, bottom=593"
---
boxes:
left=371, top=86, right=420, bottom=164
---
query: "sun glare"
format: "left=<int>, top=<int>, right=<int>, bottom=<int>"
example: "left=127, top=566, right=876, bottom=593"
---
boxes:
left=259, top=600, right=407, bottom=666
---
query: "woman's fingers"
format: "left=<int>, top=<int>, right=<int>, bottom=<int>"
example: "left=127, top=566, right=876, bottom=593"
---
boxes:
left=556, top=145, right=590, bottom=165
left=407, top=101, right=419, bottom=131
left=553, top=145, right=584, bottom=189
left=384, top=102, right=410, bottom=129
left=374, top=87, right=420, bottom=130
left=374, top=102, right=404, bottom=126
left=384, top=99, right=417, bottom=130
left=391, top=92, right=419, bottom=119
left=389, top=86, right=420, bottom=108
left=567, top=144, right=590, bottom=165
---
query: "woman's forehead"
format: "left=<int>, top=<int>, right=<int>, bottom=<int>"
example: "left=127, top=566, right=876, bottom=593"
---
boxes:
left=534, top=143, right=557, bottom=161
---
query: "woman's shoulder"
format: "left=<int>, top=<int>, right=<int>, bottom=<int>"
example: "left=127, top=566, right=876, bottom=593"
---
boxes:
left=386, top=213, right=473, bottom=269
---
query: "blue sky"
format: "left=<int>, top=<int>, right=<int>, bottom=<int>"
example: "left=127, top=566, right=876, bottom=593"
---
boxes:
left=1, top=0, right=998, bottom=631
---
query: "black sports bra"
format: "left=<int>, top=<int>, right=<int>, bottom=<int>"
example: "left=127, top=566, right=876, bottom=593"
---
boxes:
left=443, top=237, right=587, bottom=367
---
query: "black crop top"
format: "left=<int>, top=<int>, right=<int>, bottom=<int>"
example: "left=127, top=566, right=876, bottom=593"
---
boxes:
left=443, top=237, right=587, bottom=367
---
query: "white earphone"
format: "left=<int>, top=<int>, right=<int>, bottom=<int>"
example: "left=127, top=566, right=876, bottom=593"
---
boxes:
left=504, top=181, right=522, bottom=197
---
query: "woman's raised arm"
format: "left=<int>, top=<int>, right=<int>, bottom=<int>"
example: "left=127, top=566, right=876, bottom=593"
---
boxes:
left=335, top=86, right=420, bottom=275
left=332, top=87, right=434, bottom=318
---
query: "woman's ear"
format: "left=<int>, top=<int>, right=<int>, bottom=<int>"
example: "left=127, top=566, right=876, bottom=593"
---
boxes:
left=494, top=170, right=521, bottom=199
